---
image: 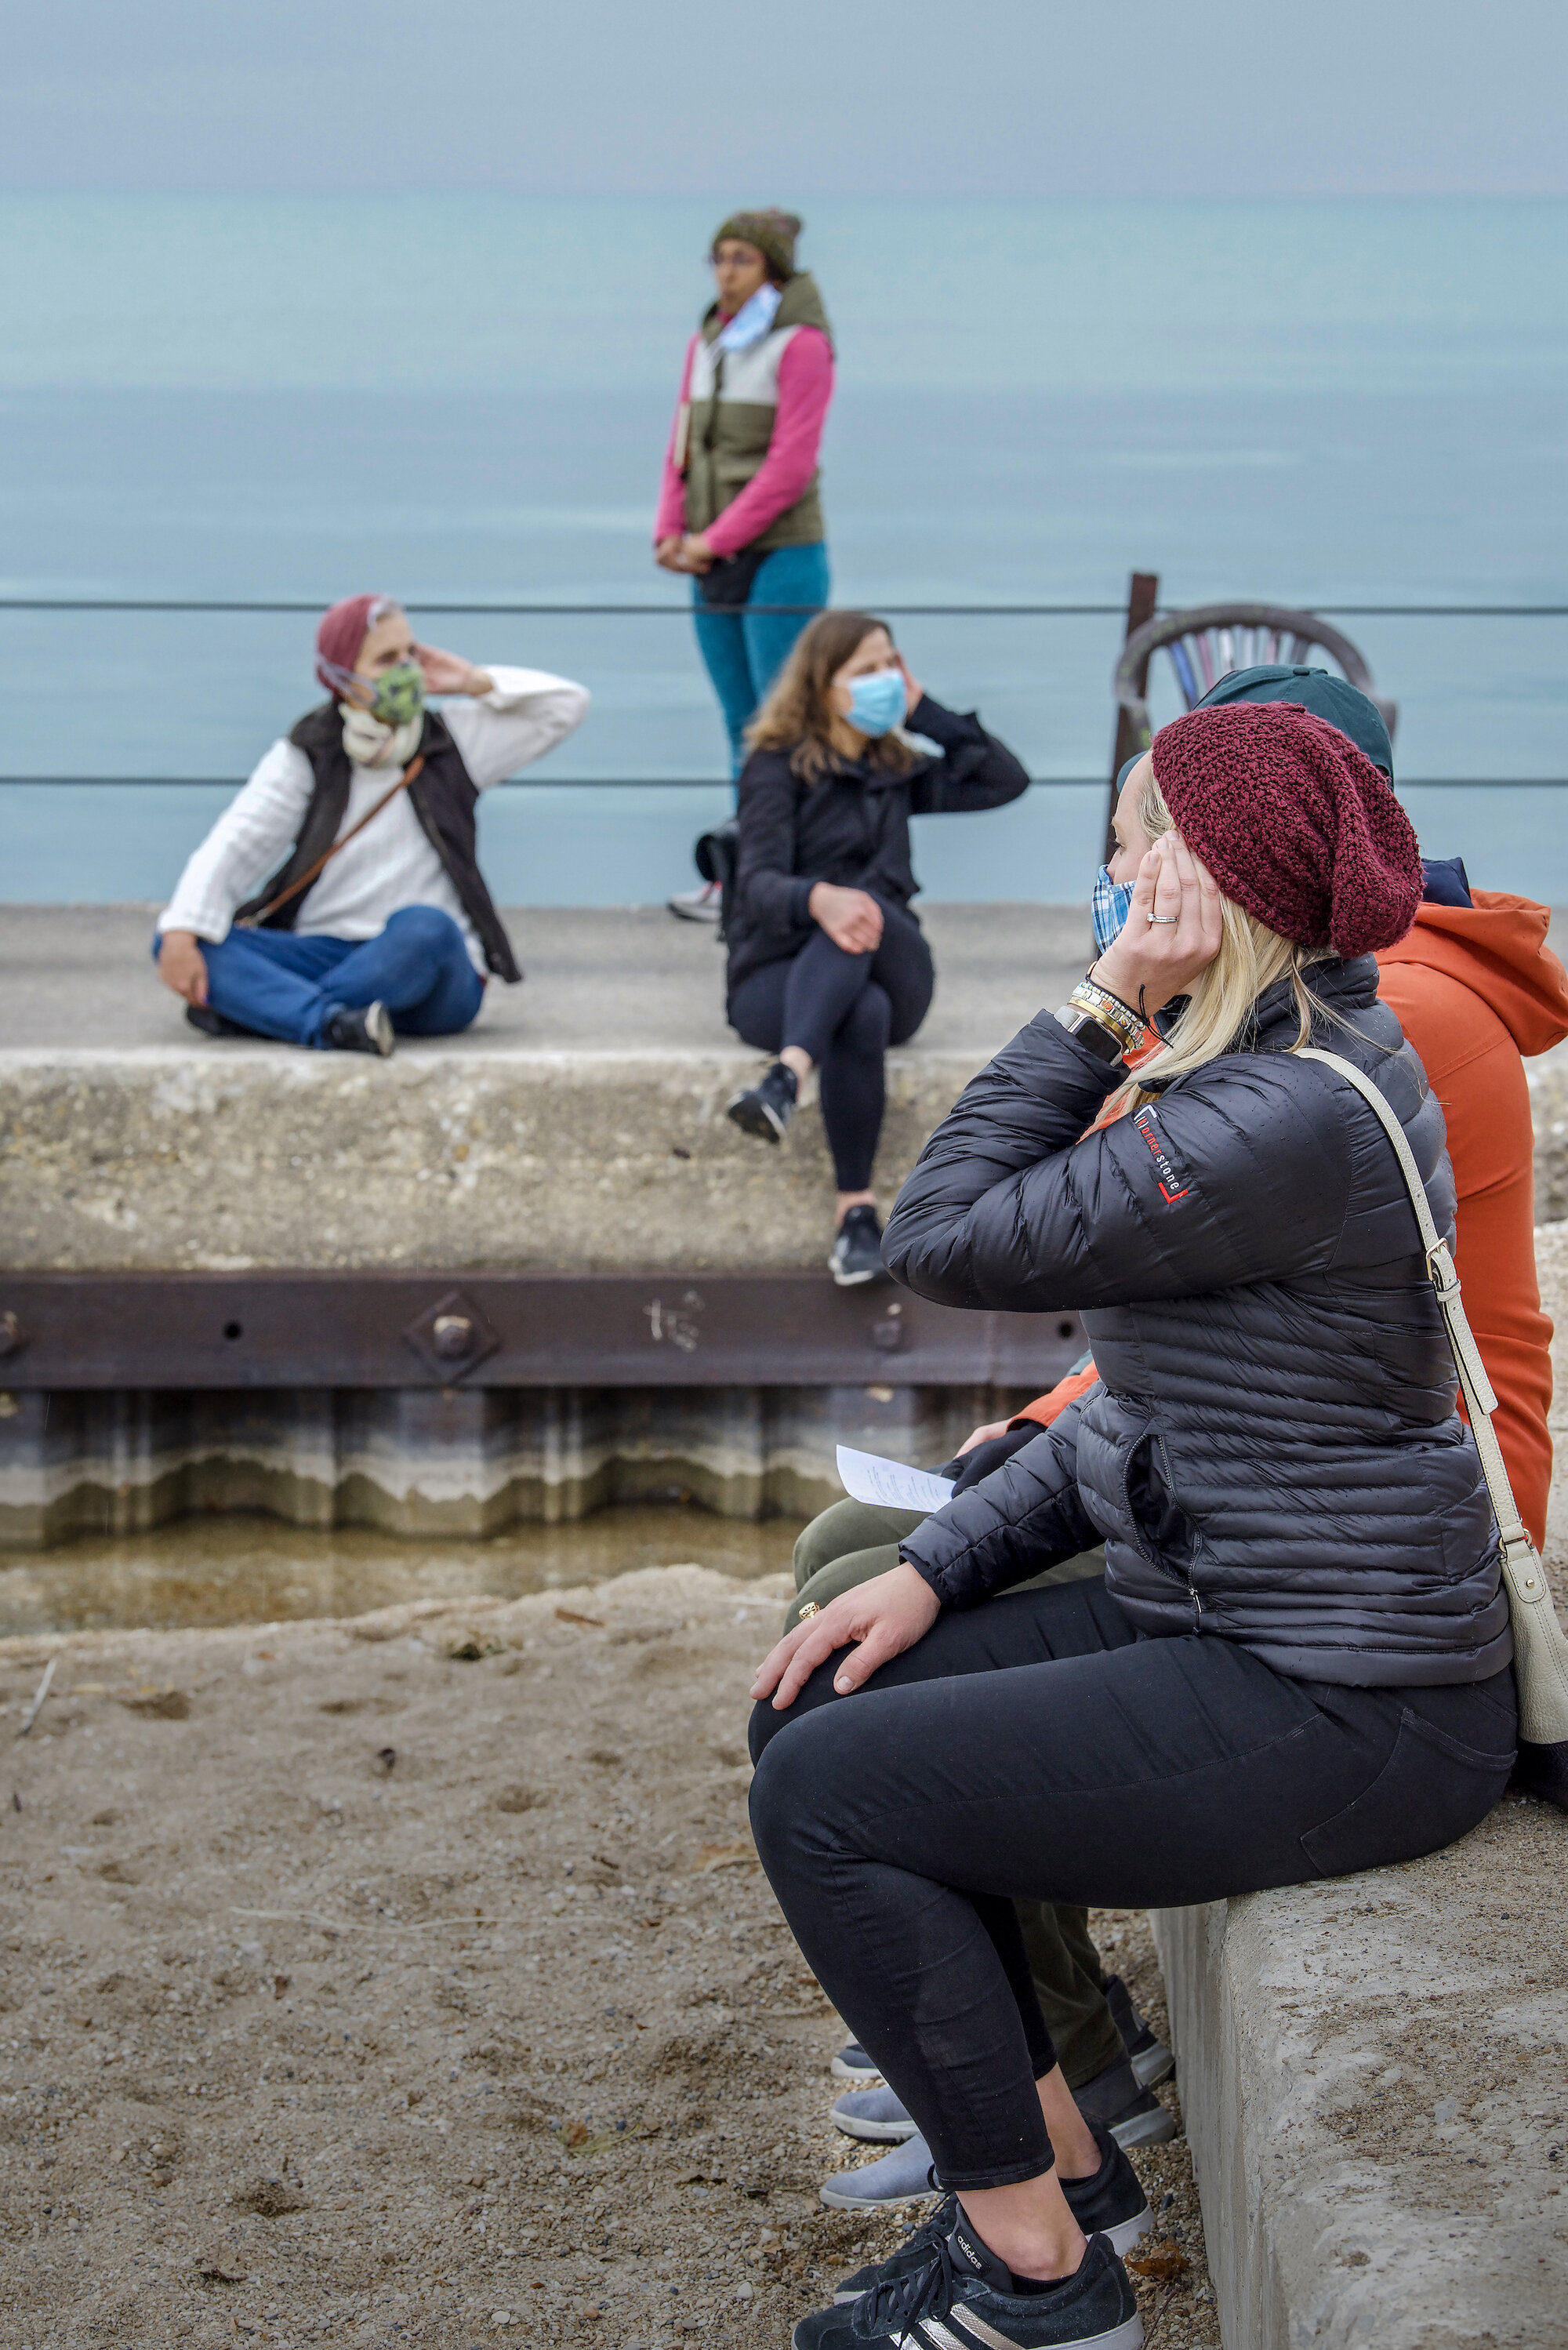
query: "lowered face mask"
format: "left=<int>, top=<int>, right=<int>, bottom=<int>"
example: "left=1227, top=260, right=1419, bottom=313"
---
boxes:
left=845, top=667, right=907, bottom=738
left=1091, top=866, right=1134, bottom=958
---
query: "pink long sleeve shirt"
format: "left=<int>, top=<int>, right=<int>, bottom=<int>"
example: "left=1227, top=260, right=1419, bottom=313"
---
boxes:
left=654, top=324, right=833, bottom=556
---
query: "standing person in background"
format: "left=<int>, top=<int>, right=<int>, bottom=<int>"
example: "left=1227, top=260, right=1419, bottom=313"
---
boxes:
left=723, top=611, right=1029, bottom=1285
left=655, top=209, right=834, bottom=920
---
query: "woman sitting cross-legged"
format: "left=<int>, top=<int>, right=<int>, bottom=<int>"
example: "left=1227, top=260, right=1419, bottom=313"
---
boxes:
left=723, top=610, right=1029, bottom=1284
left=747, top=702, right=1516, bottom=2350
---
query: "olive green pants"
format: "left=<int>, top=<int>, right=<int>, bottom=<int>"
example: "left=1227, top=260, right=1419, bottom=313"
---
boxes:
left=786, top=1498, right=1125, bottom=2090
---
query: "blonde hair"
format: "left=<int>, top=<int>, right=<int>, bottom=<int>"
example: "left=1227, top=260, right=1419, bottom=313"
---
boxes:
left=1111, top=765, right=1334, bottom=1113
left=746, top=610, right=917, bottom=785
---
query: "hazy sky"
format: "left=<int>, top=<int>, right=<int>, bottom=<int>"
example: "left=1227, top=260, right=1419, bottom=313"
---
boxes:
left=3, top=0, right=1564, bottom=198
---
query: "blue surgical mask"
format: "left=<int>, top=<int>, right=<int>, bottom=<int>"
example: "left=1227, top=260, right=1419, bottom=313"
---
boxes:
left=845, top=667, right=907, bottom=738
left=1091, top=866, right=1134, bottom=958
left=716, top=281, right=782, bottom=352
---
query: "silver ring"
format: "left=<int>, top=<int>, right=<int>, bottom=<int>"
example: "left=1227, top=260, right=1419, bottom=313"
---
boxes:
left=1147, top=913, right=1178, bottom=925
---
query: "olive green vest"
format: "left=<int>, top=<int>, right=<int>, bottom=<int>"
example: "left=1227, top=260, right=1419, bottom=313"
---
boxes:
left=678, top=272, right=833, bottom=551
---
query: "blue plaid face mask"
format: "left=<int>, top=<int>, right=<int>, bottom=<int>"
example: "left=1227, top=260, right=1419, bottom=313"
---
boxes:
left=1091, top=866, right=1134, bottom=958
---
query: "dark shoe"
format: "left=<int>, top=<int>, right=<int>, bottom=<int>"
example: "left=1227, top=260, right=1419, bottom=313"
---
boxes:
left=324, top=1001, right=395, bottom=1057
left=834, top=2190, right=957, bottom=2301
left=833, top=2127, right=1148, bottom=2302
left=798, top=2219, right=1141, bottom=2350
left=829, top=1204, right=888, bottom=1287
left=669, top=881, right=723, bottom=922
left=184, top=1003, right=261, bottom=1041
left=1511, top=1738, right=1568, bottom=1814
left=727, top=1059, right=796, bottom=1143
left=1105, top=1974, right=1174, bottom=2090
left=1074, top=2052, right=1177, bottom=2149
left=831, top=2040, right=882, bottom=2084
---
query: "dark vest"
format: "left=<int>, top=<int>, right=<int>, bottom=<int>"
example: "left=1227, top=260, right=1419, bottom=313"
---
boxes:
left=236, top=704, right=521, bottom=983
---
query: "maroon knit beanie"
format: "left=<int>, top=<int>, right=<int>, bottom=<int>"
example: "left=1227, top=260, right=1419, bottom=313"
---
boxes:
left=1149, top=701, right=1422, bottom=957
left=314, top=593, right=400, bottom=695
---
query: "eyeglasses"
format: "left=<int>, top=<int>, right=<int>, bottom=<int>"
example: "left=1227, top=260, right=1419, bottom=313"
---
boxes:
left=706, top=249, right=766, bottom=268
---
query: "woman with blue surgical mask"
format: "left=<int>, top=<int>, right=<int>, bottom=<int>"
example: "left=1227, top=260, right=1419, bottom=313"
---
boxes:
left=722, top=611, right=1029, bottom=1284
left=1090, top=754, right=1142, bottom=960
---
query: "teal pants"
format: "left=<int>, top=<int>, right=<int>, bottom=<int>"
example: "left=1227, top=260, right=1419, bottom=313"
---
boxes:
left=786, top=1498, right=1125, bottom=2090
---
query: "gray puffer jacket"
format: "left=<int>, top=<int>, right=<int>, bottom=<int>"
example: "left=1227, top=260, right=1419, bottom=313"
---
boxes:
left=883, top=957, right=1510, bottom=1687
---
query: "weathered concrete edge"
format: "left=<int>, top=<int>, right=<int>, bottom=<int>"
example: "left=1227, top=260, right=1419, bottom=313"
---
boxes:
left=1150, top=1838, right=1568, bottom=2350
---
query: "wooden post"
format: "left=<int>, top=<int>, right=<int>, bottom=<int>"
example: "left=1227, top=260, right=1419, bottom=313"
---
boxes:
left=1104, top=570, right=1160, bottom=861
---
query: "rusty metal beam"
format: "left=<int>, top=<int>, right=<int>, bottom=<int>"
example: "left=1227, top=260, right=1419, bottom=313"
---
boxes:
left=0, top=1273, right=1086, bottom=1393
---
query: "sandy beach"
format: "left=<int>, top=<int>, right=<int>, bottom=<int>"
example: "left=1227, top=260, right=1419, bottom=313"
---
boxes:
left=1, top=1566, right=1214, bottom=2350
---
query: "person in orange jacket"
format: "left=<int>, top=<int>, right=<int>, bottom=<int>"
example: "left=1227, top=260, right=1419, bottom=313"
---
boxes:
left=789, top=667, right=1566, bottom=2206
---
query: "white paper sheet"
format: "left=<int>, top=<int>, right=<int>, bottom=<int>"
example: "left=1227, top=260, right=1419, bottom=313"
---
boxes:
left=835, top=1444, right=956, bottom=1516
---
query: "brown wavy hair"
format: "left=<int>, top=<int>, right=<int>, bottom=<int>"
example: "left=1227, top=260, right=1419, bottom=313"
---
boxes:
left=745, top=610, right=917, bottom=783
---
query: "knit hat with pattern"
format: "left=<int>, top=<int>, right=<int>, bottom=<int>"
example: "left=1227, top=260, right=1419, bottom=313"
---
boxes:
left=711, top=209, right=802, bottom=280
left=1149, top=700, right=1422, bottom=957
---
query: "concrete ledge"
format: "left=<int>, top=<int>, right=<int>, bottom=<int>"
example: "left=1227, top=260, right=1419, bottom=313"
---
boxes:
left=1154, top=1226, right=1568, bottom=2348
left=0, top=904, right=1087, bottom=1273
left=1152, top=1797, right=1568, bottom=2349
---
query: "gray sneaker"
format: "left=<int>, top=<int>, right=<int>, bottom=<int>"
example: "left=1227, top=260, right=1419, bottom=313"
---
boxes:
left=830, top=2040, right=882, bottom=2084
left=835, top=2062, right=1176, bottom=2157
left=819, top=2133, right=940, bottom=2210
left=830, top=2085, right=920, bottom=2142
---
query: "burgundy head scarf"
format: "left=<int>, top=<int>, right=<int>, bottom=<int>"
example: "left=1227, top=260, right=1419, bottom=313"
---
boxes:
left=315, top=594, right=402, bottom=696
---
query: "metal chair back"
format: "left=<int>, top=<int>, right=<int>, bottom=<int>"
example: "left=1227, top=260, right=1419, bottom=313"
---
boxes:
left=1112, top=602, right=1397, bottom=761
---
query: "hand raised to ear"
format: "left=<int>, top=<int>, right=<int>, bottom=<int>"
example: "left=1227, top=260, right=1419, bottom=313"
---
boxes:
left=1091, top=830, right=1223, bottom=1019
left=750, top=1564, right=941, bottom=1712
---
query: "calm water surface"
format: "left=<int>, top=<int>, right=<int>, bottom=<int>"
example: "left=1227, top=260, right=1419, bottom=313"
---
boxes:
left=2, top=194, right=1565, bottom=901
left=0, top=1506, right=803, bottom=1637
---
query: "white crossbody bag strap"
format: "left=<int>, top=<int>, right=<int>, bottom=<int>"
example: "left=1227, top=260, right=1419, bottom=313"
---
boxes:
left=1301, top=1048, right=1568, bottom=1745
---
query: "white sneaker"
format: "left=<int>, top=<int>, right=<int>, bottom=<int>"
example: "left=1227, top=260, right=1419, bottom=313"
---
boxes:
left=668, top=881, right=723, bottom=922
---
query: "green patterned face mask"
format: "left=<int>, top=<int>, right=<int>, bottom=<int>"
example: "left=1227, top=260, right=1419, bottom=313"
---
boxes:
left=370, top=662, right=426, bottom=728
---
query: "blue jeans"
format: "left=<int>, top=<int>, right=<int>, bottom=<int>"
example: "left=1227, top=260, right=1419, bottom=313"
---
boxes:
left=692, top=540, right=830, bottom=778
left=154, top=904, right=486, bottom=1048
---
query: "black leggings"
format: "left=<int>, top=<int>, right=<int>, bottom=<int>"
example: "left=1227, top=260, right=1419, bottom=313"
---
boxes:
left=747, top=1577, right=1515, bottom=2191
left=727, top=902, right=935, bottom=1191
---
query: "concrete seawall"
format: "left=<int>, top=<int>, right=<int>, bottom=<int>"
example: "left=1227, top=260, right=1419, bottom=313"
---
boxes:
left=0, top=906, right=1088, bottom=1545
left=0, top=903, right=1086, bottom=1273
left=1152, top=1219, right=1568, bottom=2349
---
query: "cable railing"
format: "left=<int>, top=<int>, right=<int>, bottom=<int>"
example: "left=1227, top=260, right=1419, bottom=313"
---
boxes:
left=0, top=775, right=1562, bottom=790
left=2, top=597, right=1563, bottom=790
left=1, top=597, right=1566, bottom=617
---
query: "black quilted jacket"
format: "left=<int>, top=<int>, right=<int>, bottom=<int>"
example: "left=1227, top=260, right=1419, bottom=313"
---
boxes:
left=883, top=957, right=1511, bottom=1687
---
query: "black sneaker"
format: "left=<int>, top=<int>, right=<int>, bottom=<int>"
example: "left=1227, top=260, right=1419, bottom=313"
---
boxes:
left=833, top=2129, right=1148, bottom=2301
left=1104, top=1974, right=1174, bottom=2090
left=799, top=2221, right=1141, bottom=2350
left=1074, top=2052, right=1176, bottom=2149
left=829, top=1204, right=888, bottom=1287
left=324, top=1001, right=395, bottom=1057
left=727, top=1059, right=796, bottom=1142
left=185, top=1003, right=263, bottom=1041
